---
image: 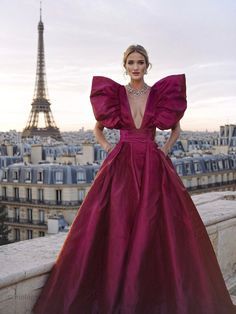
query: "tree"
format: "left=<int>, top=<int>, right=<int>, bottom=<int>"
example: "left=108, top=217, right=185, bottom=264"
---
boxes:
left=0, top=204, right=11, bottom=245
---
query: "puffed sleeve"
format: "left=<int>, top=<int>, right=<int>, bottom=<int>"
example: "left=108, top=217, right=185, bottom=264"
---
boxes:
left=90, top=76, right=122, bottom=129
left=154, top=74, right=187, bottom=130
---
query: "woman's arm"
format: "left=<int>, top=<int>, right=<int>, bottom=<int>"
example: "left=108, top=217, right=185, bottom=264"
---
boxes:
left=94, top=121, right=113, bottom=153
left=160, top=121, right=181, bottom=156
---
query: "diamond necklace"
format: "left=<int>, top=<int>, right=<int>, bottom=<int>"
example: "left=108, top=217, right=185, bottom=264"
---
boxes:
left=127, top=82, right=149, bottom=96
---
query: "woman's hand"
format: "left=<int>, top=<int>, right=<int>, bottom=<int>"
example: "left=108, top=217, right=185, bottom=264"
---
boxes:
left=104, top=142, right=114, bottom=154
left=159, top=145, right=169, bottom=157
left=159, top=122, right=181, bottom=157
left=94, top=121, right=114, bottom=155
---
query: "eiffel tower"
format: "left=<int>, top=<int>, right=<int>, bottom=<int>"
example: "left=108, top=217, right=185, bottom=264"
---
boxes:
left=22, top=4, right=62, bottom=141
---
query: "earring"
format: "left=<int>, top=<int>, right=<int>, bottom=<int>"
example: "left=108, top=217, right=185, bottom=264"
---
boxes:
left=144, top=70, right=148, bottom=75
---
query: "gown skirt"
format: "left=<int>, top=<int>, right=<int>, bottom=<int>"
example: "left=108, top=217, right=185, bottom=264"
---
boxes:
left=33, top=75, right=236, bottom=314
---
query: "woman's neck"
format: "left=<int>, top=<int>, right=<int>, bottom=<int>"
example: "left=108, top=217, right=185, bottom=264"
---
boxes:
left=129, top=79, right=145, bottom=90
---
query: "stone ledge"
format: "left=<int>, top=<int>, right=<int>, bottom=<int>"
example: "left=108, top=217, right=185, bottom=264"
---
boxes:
left=0, top=233, right=67, bottom=290
left=193, top=190, right=236, bottom=226
left=192, top=190, right=236, bottom=206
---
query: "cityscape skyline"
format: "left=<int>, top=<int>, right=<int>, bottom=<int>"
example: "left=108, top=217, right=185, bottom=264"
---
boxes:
left=0, top=0, right=236, bottom=132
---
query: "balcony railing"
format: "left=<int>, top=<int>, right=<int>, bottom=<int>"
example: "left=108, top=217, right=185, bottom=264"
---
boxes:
left=187, top=180, right=236, bottom=192
left=0, top=197, right=82, bottom=206
left=6, top=217, right=47, bottom=227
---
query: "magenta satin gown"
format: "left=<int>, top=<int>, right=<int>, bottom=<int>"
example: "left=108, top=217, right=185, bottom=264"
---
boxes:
left=33, top=74, right=236, bottom=314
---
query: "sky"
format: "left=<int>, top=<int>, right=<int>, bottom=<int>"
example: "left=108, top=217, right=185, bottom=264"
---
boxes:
left=0, top=0, right=236, bottom=132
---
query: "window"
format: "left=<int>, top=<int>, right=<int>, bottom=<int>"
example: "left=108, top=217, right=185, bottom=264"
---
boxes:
left=55, top=171, right=63, bottom=184
left=14, top=187, right=19, bottom=200
left=56, top=189, right=62, bottom=204
left=14, top=208, right=20, bottom=222
left=218, top=160, right=223, bottom=170
left=212, top=161, right=218, bottom=171
left=39, top=231, right=45, bottom=237
left=205, top=161, right=211, bottom=172
left=15, top=228, right=20, bottom=241
left=77, top=171, right=85, bottom=182
left=26, top=188, right=32, bottom=202
left=27, top=208, right=33, bottom=223
left=185, top=163, right=192, bottom=175
left=78, top=189, right=85, bottom=202
left=25, top=171, right=31, bottom=182
left=27, top=229, right=33, bottom=239
left=224, top=160, right=229, bottom=169
left=13, top=170, right=18, bottom=180
left=39, top=210, right=45, bottom=223
left=3, top=170, right=7, bottom=181
left=193, top=162, right=202, bottom=173
left=176, top=165, right=183, bottom=176
left=37, top=171, right=43, bottom=182
left=38, top=189, right=44, bottom=203
left=2, top=187, right=7, bottom=200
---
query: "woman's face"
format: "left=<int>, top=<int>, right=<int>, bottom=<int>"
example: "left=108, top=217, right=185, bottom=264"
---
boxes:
left=125, top=52, right=147, bottom=81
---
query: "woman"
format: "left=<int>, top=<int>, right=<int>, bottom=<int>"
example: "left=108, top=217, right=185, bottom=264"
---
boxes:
left=33, top=45, right=236, bottom=313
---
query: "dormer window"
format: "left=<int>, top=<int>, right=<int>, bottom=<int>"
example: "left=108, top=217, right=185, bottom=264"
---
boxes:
left=185, top=163, right=192, bottom=175
left=55, top=171, right=63, bottom=184
left=25, top=170, right=31, bottom=182
left=2, top=170, right=7, bottom=181
left=176, top=164, right=183, bottom=176
left=193, top=162, right=201, bottom=174
left=218, top=160, right=223, bottom=170
left=37, top=171, right=43, bottom=183
left=77, top=171, right=85, bottom=183
left=13, top=170, right=18, bottom=181
left=224, top=159, right=229, bottom=169
left=212, top=161, right=218, bottom=171
left=205, top=161, right=211, bottom=172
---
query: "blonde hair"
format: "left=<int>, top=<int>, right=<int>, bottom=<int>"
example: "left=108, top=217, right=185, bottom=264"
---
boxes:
left=123, top=44, right=151, bottom=70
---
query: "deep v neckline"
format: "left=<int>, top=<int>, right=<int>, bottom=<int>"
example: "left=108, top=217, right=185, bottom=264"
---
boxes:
left=124, top=86, right=152, bottom=130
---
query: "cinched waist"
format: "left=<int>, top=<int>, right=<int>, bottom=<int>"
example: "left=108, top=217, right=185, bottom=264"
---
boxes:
left=119, top=129, right=156, bottom=143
